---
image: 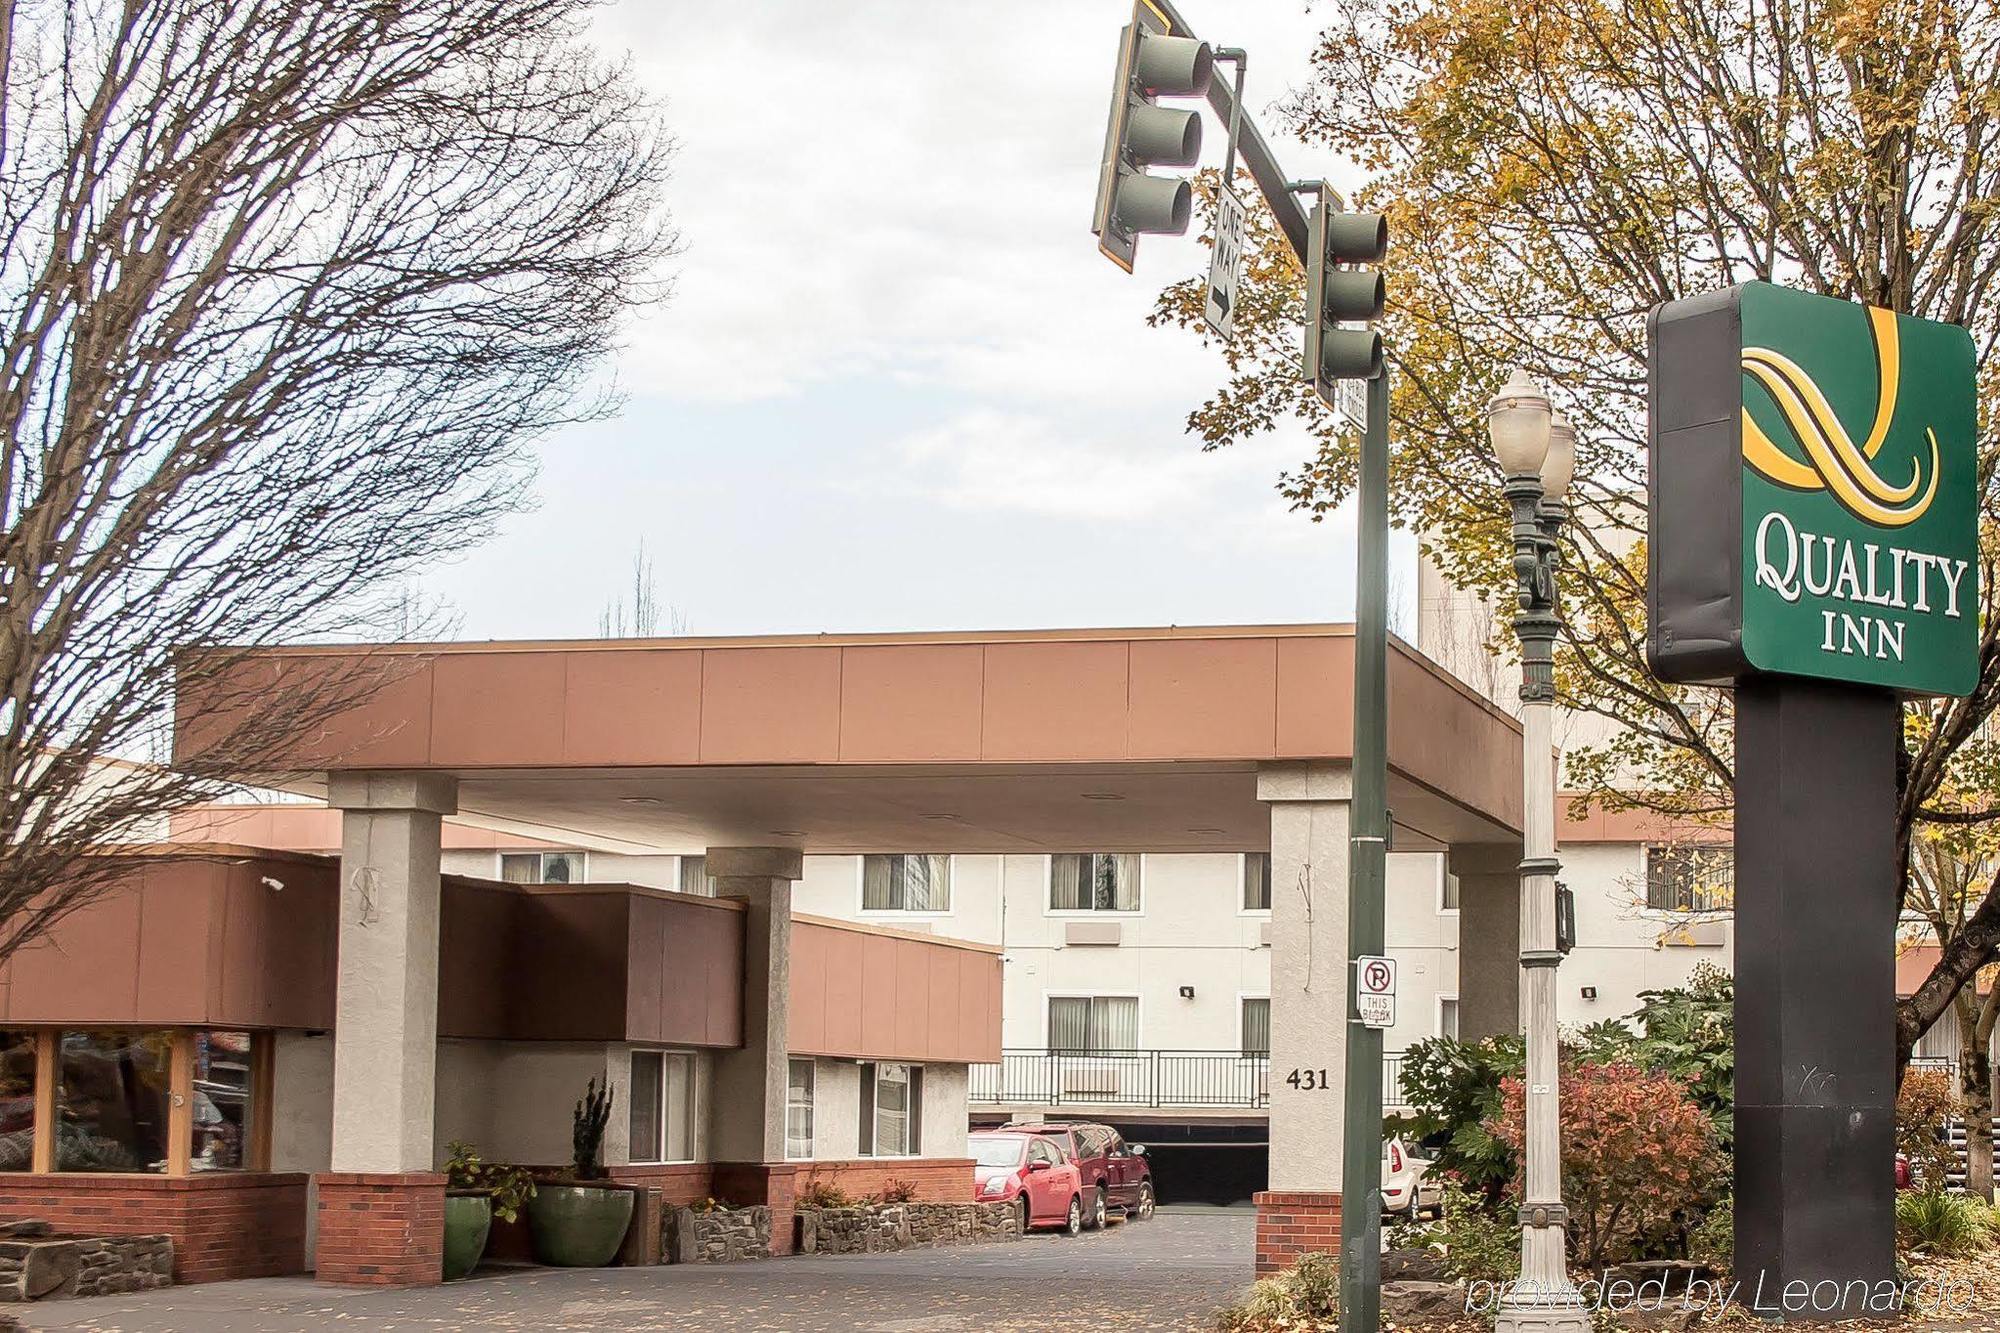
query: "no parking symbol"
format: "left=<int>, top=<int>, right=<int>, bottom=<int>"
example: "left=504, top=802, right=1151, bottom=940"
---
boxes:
left=1356, top=955, right=1397, bottom=1030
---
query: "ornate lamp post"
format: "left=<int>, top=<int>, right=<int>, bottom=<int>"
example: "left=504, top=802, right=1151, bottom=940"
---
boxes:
left=1486, top=369, right=1586, bottom=1333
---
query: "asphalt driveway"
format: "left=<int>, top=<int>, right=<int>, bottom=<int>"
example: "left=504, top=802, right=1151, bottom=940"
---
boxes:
left=15, top=1208, right=1255, bottom=1332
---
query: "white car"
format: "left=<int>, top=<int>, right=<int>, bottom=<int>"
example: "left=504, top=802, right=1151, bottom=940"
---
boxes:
left=1381, top=1137, right=1443, bottom=1218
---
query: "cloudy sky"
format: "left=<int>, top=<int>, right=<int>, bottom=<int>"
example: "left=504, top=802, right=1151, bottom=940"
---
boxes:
left=418, top=0, right=1413, bottom=640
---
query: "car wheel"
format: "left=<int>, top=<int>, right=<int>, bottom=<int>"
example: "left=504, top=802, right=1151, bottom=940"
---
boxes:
left=1087, top=1186, right=1107, bottom=1230
left=1015, top=1197, right=1030, bottom=1234
left=1064, top=1195, right=1082, bottom=1237
left=1133, top=1181, right=1155, bottom=1220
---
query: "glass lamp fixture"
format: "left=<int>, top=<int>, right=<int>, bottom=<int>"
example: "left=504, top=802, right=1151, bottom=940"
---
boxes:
left=1541, top=412, right=1576, bottom=501
left=1486, top=367, right=1552, bottom=476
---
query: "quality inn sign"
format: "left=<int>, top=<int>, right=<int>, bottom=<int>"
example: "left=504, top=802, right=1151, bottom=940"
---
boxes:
left=1648, top=281, right=1977, bottom=697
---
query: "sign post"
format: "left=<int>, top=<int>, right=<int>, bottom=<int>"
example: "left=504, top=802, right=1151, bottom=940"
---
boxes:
left=1648, top=282, right=1976, bottom=1315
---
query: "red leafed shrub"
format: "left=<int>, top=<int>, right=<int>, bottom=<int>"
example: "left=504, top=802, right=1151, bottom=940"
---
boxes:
left=1490, top=1061, right=1725, bottom=1269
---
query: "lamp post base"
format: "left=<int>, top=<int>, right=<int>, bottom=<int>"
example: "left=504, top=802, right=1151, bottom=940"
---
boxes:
left=1494, top=1292, right=1592, bottom=1333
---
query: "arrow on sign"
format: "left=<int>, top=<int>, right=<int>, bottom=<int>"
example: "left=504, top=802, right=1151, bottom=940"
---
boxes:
left=1208, top=285, right=1230, bottom=320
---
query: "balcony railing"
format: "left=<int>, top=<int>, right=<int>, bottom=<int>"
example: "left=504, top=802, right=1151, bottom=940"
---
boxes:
left=968, top=1049, right=1411, bottom=1112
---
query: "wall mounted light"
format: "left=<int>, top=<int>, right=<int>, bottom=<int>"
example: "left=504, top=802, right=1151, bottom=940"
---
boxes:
left=1178, top=985, right=1196, bottom=1000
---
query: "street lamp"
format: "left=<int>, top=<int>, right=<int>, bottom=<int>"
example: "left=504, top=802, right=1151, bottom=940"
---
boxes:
left=1486, top=368, right=1587, bottom=1333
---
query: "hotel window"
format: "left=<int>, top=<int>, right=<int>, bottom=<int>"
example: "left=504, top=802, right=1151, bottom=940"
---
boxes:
left=58, top=1031, right=173, bottom=1173
left=1438, top=997, right=1461, bottom=1040
left=678, top=855, right=715, bottom=897
left=1242, top=854, right=1272, bottom=912
left=1440, top=869, right=1461, bottom=912
left=786, top=1059, right=815, bottom=1159
left=1646, top=844, right=1733, bottom=912
left=628, top=1050, right=696, bottom=1164
left=501, top=851, right=585, bottom=884
left=862, top=854, right=951, bottom=913
left=1240, top=998, right=1270, bottom=1057
left=1049, top=854, right=1140, bottom=912
left=858, top=1062, right=923, bottom=1157
left=190, top=1030, right=254, bottom=1170
left=0, top=1033, right=36, bottom=1172
left=1048, top=996, right=1139, bottom=1053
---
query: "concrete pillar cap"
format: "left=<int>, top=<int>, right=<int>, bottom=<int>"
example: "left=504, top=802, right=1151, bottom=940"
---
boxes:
left=326, top=771, right=458, bottom=816
left=705, top=846, right=805, bottom=880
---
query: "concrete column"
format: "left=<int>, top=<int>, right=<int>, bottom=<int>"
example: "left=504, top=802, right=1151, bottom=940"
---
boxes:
left=326, top=771, right=456, bottom=1174
left=707, top=846, right=803, bottom=1165
left=1254, top=763, right=1351, bottom=1275
left=1450, top=843, right=1524, bottom=1042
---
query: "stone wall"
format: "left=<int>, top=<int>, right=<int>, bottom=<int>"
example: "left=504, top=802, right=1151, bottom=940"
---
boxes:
left=663, top=1205, right=770, bottom=1264
left=795, top=1201, right=1019, bottom=1256
left=0, top=1225, right=173, bottom=1302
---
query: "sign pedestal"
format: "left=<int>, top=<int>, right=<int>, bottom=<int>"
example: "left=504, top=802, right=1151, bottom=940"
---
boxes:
left=1733, top=678, right=1899, bottom=1315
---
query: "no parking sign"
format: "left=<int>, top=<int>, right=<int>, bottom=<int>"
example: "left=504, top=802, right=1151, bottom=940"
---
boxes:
left=1356, top=954, right=1396, bottom=1029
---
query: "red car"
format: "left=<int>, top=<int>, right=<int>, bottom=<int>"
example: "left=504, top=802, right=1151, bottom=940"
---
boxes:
left=970, top=1130, right=1085, bottom=1236
left=1003, top=1120, right=1154, bottom=1229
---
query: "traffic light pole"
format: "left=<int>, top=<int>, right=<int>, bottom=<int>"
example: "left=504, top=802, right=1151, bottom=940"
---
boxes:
left=1337, top=366, right=1390, bottom=1333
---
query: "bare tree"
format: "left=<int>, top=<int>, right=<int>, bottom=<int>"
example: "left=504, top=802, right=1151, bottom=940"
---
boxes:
left=598, top=539, right=687, bottom=638
left=0, top=0, right=674, bottom=963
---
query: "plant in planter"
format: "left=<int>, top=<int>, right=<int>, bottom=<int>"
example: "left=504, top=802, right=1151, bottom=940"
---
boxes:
left=443, top=1141, right=495, bottom=1280
left=526, top=1078, right=636, bottom=1267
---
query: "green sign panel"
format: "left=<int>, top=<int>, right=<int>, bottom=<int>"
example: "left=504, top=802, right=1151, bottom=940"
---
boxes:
left=1649, top=282, right=1978, bottom=697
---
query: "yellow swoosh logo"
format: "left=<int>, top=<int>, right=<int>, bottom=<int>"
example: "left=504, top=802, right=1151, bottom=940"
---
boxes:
left=1741, top=306, right=1938, bottom=527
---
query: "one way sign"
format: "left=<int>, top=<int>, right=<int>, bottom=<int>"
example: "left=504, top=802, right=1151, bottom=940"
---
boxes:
left=1203, top=185, right=1247, bottom=340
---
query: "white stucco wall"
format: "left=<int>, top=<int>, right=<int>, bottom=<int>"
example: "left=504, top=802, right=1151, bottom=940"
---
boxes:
left=271, top=1031, right=335, bottom=1265
left=1555, top=843, right=1733, bottom=1026
left=802, top=1057, right=966, bottom=1159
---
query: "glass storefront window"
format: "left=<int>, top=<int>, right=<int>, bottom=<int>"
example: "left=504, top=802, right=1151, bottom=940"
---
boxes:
left=191, top=1031, right=253, bottom=1170
left=57, top=1031, right=172, bottom=1173
left=0, top=1033, right=37, bottom=1172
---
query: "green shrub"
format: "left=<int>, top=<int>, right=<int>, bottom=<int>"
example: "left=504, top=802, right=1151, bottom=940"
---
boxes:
left=1214, top=1251, right=1340, bottom=1330
left=1895, top=1189, right=1992, bottom=1256
left=1627, top=964, right=1736, bottom=1151
left=1388, top=1034, right=1524, bottom=1203
left=1429, top=1182, right=1522, bottom=1282
left=1689, top=1195, right=1733, bottom=1269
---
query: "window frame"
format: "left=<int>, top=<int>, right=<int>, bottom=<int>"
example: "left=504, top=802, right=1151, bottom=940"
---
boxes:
left=626, top=1048, right=697, bottom=1166
left=3, top=1028, right=272, bottom=1178
left=1238, top=994, right=1271, bottom=1057
left=858, top=1061, right=924, bottom=1158
left=1239, top=853, right=1273, bottom=916
left=1644, top=843, right=1734, bottom=914
left=785, top=1058, right=815, bottom=1160
left=1043, top=992, right=1143, bottom=1053
left=855, top=854, right=955, bottom=917
left=499, top=850, right=588, bottom=885
left=1437, top=859, right=1461, bottom=916
left=1042, top=853, right=1145, bottom=917
left=1436, top=994, right=1460, bottom=1040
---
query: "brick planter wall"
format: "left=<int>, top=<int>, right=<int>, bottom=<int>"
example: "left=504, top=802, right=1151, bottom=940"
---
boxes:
left=0, top=1173, right=308, bottom=1284
left=789, top=1159, right=975, bottom=1205
left=1253, top=1189, right=1343, bottom=1276
left=610, top=1163, right=713, bottom=1207
left=313, top=1172, right=446, bottom=1288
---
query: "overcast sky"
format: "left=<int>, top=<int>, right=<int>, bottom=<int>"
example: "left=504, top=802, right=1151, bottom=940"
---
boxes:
left=418, top=0, right=1414, bottom=641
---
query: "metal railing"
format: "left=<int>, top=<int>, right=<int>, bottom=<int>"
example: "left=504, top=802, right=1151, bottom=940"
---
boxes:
left=968, top=1049, right=1411, bottom=1111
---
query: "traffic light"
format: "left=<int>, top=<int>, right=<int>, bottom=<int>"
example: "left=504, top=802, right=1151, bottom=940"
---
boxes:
left=1093, top=1, right=1214, bottom=272
left=1302, top=184, right=1387, bottom=401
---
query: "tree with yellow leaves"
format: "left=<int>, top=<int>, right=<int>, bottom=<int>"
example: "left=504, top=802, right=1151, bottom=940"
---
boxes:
left=1152, top=0, right=2000, bottom=1102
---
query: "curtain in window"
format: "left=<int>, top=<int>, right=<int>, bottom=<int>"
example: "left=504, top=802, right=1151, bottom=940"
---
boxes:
left=679, top=856, right=713, bottom=896
left=1243, top=854, right=1272, bottom=911
left=1051, top=854, right=1139, bottom=911
left=1094, top=996, right=1138, bottom=1050
left=1241, top=999, right=1270, bottom=1055
left=1049, top=996, right=1089, bottom=1049
left=662, top=1054, right=693, bottom=1162
left=1051, top=996, right=1139, bottom=1052
left=874, top=1063, right=910, bottom=1155
left=785, top=1059, right=814, bottom=1159
left=863, top=854, right=949, bottom=911
left=629, top=1051, right=663, bottom=1162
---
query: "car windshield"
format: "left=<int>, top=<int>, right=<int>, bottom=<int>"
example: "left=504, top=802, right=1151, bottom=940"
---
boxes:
left=971, top=1136, right=1025, bottom=1169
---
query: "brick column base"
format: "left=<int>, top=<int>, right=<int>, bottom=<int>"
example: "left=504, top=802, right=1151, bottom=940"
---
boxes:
left=314, top=1172, right=446, bottom=1287
left=1253, top=1190, right=1343, bottom=1276
left=711, top=1162, right=801, bottom=1256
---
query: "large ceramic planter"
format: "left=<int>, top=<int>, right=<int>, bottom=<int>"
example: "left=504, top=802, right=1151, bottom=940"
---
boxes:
left=527, top=1184, right=635, bottom=1267
left=442, top=1193, right=493, bottom=1280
